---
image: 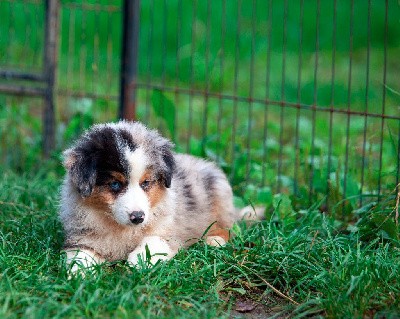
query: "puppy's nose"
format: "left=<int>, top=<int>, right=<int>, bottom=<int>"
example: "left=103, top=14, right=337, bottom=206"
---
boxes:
left=129, top=211, right=145, bottom=224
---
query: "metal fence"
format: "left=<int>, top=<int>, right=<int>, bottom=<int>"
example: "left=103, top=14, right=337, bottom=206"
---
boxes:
left=0, top=0, right=122, bottom=154
left=133, top=0, right=400, bottom=211
left=0, top=0, right=399, bottom=211
left=0, top=0, right=58, bottom=155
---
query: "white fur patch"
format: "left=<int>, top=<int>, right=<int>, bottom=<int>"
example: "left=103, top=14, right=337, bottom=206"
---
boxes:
left=127, top=236, right=173, bottom=266
left=125, top=147, right=147, bottom=181
left=111, top=185, right=150, bottom=225
left=111, top=147, right=151, bottom=225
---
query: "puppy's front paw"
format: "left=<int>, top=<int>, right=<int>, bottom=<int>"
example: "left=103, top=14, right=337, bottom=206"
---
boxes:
left=206, top=235, right=227, bottom=247
left=127, top=236, right=173, bottom=267
left=64, top=249, right=102, bottom=278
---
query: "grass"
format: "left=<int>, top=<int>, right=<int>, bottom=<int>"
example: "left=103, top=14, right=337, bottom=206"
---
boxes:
left=0, top=169, right=399, bottom=318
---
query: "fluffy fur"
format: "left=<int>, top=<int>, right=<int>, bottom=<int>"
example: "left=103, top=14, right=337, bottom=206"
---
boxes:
left=60, top=121, right=239, bottom=271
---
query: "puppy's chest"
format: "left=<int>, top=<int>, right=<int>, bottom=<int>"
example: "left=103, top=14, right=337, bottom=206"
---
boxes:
left=86, top=227, right=145, bottom=261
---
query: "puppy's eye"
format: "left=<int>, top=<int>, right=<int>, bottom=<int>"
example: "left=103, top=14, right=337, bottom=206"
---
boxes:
left=140, top=180, right=151, bottom=190
left=109, top=181, right=122, bottom=192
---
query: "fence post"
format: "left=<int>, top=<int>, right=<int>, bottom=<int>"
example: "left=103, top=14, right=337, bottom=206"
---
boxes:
left=43, top=0, right=59, bottom=156
left=119, top=0, right=140, bottom=120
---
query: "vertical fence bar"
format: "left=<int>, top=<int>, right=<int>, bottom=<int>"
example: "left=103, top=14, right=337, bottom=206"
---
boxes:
left=216, top=0, right=226, bottom=166
left=93, top=0, right=100, bottom=95
left=144, top=0, right=154, bottom=123
left=23, top=2, right=32, bottom=66
left=309, top=0, right=320, bottom=205
left=246, top=0, right=256, bottom=182
left=397, top=124, right=400, bottom=196
left=230, top=0, right=241, bottom=181
left=174, top=0, right=183, bottom=135
left=294, top=0, right=304, bottom=196
left=33, top=4, right=42, bottom=66
left=277, top=0, right=288, bottom=193
left=106, top=8, right=113, bottom=101
left=79, top=6, right=87, bottom=95
left=342, top=0, right=354, bottom=212
left=7, top=1, right=15, bottom=65
left=360, top=0, right=372, bottom=207
left=202, top=0, right=211, bottom=143
left=160, top=0, right=167, bottom=125
left=66, top=7, right=75, bottom=94
left=262, top=0, right=273, bottom=187
left=119, top=0, right=140, bottom=120
left=174, top=0, right=182, bottom=137
left=187, top=0, right=197, bottom=152
left=377, top=0, right=388, bottom=200
left=43, top=0, right=59, bottom=157
left=327, top=0, right=337, bottom=211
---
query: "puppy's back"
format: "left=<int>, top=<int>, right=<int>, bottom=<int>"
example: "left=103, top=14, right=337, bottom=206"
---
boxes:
left=170, top=154, right=237, bottom=234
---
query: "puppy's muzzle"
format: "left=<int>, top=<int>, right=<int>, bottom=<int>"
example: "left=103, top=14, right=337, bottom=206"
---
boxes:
left=129, top=211, right=145, bottom=224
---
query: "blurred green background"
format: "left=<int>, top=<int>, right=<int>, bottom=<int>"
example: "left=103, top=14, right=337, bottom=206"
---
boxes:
left=0, top=0, right=399, bottom=210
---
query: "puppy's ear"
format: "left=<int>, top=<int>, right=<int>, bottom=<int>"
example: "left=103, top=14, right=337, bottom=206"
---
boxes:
left=161, top=145, right=175, bottom=188
left=63, top=148, right=97, bottom=197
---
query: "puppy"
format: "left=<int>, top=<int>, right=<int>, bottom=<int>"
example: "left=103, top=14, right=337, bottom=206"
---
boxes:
left=59, top=121, right=239, bottom=273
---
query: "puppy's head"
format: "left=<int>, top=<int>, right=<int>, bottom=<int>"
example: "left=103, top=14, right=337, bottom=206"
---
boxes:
left=63, top=121, right=175, bottom=226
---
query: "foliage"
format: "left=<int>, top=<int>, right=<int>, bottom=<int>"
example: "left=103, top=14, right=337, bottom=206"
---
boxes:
left=0, top=102, right=42, bottom=173
left=151, top=90, right=176, bottom=142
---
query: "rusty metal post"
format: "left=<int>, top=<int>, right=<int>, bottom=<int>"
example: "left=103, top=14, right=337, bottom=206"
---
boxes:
left=119, top=0, right=140, bottom=120
left=43, top=0, right=59, bottom=156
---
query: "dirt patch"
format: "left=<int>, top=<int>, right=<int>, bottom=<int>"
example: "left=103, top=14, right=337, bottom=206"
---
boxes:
left=230, top=295, right=290, bottom=319
left=221, top=287, right=292, bottom=319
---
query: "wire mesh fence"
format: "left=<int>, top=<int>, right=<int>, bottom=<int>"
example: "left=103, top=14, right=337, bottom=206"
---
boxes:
left=0, top=0, right=43, bottom=72
left=0, top=0, right=122, bottom=133
left=133, top=0, right=400, bottom=211
left=57, top=1, right=122, bottom=124
left=0, top=0, right=399, bottom=212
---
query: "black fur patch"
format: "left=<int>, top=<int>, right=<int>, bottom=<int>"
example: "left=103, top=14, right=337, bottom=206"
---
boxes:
left=174, top=169, right=187, bottom=180
left=202, top=171, right=219, bottom=200
left=183, top=183, right=197, bottom=210
left=160, top=145, right=176, bottom=188
left=118, top=129, right=137, bottom=152
left=68, top=126, right=137, bottom=196
left=169, top=166, right=197, bottom=210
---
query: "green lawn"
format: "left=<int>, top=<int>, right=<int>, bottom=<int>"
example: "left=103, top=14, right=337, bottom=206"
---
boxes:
left=0, top=169, right=399, bottom=318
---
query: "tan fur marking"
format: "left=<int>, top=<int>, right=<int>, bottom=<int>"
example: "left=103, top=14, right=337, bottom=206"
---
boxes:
left=139, top=170, right=153, bottom=183
left=148, top=183, right=166, bottom=208
left=140, top=170, right=166, bottom=208
left=109, top=172, right=127, bottom=183
left=83, top=186, right=115, bottom=211
left=208, top=194, right=234, bottom=242
left=83, top=171, right=127, bottom=211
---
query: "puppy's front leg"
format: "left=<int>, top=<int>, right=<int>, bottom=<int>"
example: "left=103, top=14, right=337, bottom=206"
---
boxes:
left=65, top=248, right=103, bottom=276
left=127, top=236, right=174, bottom=266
